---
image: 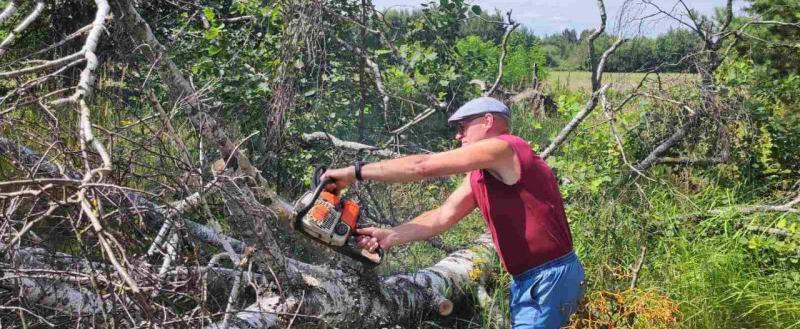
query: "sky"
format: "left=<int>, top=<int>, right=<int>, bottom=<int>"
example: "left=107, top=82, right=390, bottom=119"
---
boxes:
left=371, top=0, right=749, bottom=37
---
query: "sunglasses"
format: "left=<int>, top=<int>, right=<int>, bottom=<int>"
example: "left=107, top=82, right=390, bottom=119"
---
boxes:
left=455, top=115, right=486, bottom=134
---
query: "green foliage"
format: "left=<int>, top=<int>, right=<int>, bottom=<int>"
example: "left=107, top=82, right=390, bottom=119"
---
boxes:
left=454, top=35, right=499, bottom=82
left=502, top=34, right=547, bottom=87
left=540, top=28, right=701, bottom=72
left=717, top=58, right=800, bottom=182
left=453, top=33, right=547, bottom=90
left=741, top=0, right=800, bottom=76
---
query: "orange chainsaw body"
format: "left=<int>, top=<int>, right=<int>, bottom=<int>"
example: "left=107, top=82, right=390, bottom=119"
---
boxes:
left=294, top=190, right=360, bottom=247
left=292, top=169, right=383, bottom=266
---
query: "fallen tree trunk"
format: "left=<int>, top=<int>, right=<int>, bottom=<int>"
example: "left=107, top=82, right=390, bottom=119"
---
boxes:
left=206, top=166, right=498, bottom=327
left=210, top=234, right=495, bottom=328
left=1, top=245, right=109, bottom=315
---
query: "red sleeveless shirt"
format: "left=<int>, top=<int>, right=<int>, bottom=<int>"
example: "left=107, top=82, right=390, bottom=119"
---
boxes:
left=469, top=134, right=573, bottom=275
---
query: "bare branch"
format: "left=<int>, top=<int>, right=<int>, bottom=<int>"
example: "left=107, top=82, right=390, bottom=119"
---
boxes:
left=601, top=92, right=655, bottom=181
left=29, top=22, right=95, bottom=58
left=541, top=0, right=624, bottom=159
left=218, top=15, right=256, bottom=23
left=746, top=20, right=800, bottom=28
left=148, top=90, right=194, bottom=169
left=0, top=202, right=59, bottom=255
left=336, top=37, right=391, bottom=127
left=147, top=178, right=220, bottom=257
left=108, top=0, right=272, bottom=192
left=631, top=107, right=703, bottom=173
left=629, top=245, right=647, bottom=290
left=594, top=38, right=626, bottom=85
left=51, top=0, right=111, bottom=106
left=719, top=0, right=734, bottom=32
left=77, top=186, right=140, bottom=293
left=388, top=107, right=436, bottom=136
left=0, top=306, right=55, bottom=327
left=0, top=51, right=84, bottom=78
left=744, top=225, right=791, bottom=238
left=640, top=0, right=701, bottom=36
left=485, top=12, right=519, bottom=96
left=0, top=1, right=17, bottom=25
left=541, top=84, right=610, bottom=159
left=708, top=191, right=800, bottom=216
left=0, top=1, right=44, bottom=56
left=302, top=132, right=401, bottom=157
left=588, top=0, right=608, bottom=90
left=0, top=136, right=80, bottom=179
left=1, top=246, right=110, bottom=315
left=655, top=155, right=728, bottom=166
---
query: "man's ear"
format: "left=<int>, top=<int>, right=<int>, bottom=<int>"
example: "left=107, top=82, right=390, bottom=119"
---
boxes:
left=484, top=113, right=495, bottom=128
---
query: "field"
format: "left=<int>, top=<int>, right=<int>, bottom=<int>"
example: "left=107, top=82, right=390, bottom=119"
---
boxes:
left=545, top=70, right=697, bottom=93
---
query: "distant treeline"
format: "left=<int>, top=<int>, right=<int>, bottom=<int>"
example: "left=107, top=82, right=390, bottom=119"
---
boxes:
left=383, top=9, right=701, bottom=73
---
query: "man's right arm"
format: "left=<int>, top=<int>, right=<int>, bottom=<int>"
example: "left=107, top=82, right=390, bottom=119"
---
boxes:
left=357, top=177, right=477, bottom=251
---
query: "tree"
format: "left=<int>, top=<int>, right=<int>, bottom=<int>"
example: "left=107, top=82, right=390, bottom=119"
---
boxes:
left=0, top=0, right=556, bottom=327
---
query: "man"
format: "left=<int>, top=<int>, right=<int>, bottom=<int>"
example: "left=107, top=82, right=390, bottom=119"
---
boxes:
left=321, top=97, right=585, bottom=328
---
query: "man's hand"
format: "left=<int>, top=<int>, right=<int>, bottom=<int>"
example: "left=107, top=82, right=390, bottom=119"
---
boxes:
left=356, top=227, right=399, bottom=252
left=320, top=166, right=356, bottom=193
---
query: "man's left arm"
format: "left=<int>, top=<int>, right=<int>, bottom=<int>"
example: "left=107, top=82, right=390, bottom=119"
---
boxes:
left=322, top=138, right=515, bottom=190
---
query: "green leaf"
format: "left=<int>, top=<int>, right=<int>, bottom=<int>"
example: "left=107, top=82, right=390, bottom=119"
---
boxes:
left=207, top=45, right=222, bottom=56
left=470, top=5, right=481, bottom=15
left=203, top=7, right=216, bottom=23
left=204, top=26, right=221, bottom=40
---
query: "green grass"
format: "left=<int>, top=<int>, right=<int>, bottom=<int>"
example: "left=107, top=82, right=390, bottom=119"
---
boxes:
left=545, top=70, right=697, bottom=93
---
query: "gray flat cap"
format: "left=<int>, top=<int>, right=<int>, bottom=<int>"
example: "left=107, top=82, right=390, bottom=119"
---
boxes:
left=447, top=97, right=510, bottom=124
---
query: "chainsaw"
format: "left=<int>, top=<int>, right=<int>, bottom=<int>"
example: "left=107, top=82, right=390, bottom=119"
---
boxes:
left=292, top=167, right=384, bottom=266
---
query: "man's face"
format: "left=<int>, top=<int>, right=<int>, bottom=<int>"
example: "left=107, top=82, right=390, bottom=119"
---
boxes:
left=454, top=114, right=489, bottom=146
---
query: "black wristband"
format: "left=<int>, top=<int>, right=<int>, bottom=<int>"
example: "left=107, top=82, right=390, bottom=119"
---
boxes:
left=354, top=161, right=364, bottom=181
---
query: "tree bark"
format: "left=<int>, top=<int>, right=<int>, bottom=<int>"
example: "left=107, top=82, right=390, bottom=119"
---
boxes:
left=210, top=234, right=495, bottom=328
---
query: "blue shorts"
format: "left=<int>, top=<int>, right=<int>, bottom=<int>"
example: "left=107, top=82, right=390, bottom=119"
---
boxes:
left=509, top=251, right=586, bottom=329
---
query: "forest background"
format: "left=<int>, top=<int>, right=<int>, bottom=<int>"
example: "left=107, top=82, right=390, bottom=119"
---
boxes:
left=0, top=0, right=798, bottom=328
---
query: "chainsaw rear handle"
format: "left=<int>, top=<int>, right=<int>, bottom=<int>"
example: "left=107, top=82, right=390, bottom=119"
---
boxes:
left=358, top=245, right=384, bottom=266
left=352, top=229, right=386, bottom=265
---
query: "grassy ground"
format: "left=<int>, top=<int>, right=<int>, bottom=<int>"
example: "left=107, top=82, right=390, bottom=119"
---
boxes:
left=545, top=70, right=697, bottom=93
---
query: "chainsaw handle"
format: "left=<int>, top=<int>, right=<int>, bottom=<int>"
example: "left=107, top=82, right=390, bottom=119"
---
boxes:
left=359, top=245, right=384, bottom=266
left=296, top=166, right=335, bottom=217
left=375, top=247, right=385, bottom=264
left=352, top=230, right=385, bottom=265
